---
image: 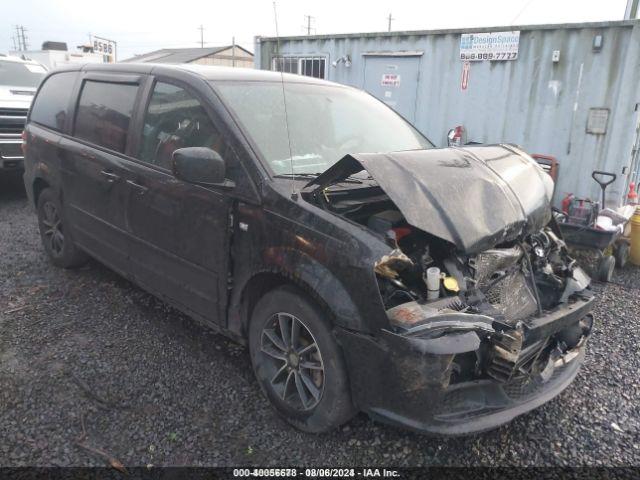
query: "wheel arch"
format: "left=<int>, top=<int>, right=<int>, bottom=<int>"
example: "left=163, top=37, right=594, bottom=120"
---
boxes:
left=32, top=177, right=51, bottom=207
left=230, top=257, right=365, bottom=340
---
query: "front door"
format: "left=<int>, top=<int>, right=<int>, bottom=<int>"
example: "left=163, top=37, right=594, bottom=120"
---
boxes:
left=61, top=76, right=141, bottom=274
left=362, top=55, right=421, bottom=124
left=121, top=80, right=232, bottom=324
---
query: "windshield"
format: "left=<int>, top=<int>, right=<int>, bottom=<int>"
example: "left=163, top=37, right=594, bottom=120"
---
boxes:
left=0, top=61, right=46, bottom=88
left=214, top=81, right=433, bottom=175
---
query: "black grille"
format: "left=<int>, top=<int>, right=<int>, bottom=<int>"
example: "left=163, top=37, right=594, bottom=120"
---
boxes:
left=0, top=143, right=22, bottom=158
left=0, top=125, right=25, bottom=134
left=502, top=362, right=568, bottom=400
left=0, top=108, right=28, bottom=116
left=0, top=107, right=27, bottom=134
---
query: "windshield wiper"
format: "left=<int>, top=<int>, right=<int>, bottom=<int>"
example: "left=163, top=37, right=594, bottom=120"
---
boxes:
left=277, top=173, right=365, bottom=186
left=274, top=173, right=323, bottom=178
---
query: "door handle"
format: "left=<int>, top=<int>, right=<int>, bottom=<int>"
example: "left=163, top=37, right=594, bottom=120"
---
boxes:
left=126, top=179, right=148, bottom=195
left=99, top=170, right=120, bottom=183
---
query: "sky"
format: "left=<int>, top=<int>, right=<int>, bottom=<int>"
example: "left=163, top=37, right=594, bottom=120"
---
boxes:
left=1, top=0, right=633, bottom=61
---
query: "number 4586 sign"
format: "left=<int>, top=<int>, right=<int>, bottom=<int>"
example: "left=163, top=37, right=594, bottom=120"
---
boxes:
left=91, top=36, right=117, bottom=62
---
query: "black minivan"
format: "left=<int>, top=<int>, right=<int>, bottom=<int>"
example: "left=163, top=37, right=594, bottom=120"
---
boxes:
left=23, top=63, right=594, bottom=435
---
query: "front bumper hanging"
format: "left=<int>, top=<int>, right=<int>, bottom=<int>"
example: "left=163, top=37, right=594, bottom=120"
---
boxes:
left=337, top=295, right=594, bottom=435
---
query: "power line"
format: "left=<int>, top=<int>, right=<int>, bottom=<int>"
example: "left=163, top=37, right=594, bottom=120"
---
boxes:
left=510, top=0, right=535, bottom=24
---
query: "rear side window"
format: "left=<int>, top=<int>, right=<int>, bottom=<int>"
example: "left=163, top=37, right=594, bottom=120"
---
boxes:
left=30, top=72, right=77, bottom=131
left=74, top=81, right=138, bottom=153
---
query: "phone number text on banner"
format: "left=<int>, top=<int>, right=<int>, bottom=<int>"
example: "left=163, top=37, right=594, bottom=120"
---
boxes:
left=459, top=31, right=520, bottom=61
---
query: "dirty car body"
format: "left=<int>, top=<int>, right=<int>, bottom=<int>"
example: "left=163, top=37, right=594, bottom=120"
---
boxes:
left=23, top=64, right=593, bottom=435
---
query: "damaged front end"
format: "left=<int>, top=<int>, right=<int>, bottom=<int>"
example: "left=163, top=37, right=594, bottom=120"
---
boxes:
left=306, top=145, right=595, bottom=434
left=363, top=232, right=593, bottom=434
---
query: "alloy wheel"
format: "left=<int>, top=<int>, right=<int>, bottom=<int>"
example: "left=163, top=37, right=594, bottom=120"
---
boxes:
left=260, top=312, right=325, bottom=411
left=41, top=201, right=64, bottom=257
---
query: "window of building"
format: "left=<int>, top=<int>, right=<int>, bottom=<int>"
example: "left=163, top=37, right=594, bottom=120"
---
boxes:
left=30, top=72, right=77, bottom=131
left=300, top=57, right=325, bottom=79
left=139, top=81, right=223, bottom=170
left=272, top=56, right=326, bottom=79
left=74, top=80, right=138, bottom=153
left=272, top=57, right=299, bottom=74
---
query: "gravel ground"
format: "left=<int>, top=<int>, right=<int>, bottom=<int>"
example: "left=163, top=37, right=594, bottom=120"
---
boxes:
left=1, top=172, right=639, bottom=467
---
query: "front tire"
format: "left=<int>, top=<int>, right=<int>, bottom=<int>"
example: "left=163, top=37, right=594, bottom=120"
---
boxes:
left=37, top=188, right=88, bottom=268
left=248, top=286, right=356, bottom=433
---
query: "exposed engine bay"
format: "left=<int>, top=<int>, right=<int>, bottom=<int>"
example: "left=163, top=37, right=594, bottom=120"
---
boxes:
left=308, top=184, right=586, bottom=323
left=303, top=147, right=594, bottom=389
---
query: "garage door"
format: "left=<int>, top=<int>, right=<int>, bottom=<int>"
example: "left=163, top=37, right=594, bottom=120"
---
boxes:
left=362, top=54, right=421, bottom=124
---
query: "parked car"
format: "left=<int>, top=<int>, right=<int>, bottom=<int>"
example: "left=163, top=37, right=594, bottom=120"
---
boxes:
left=0, top=54, right=46, bottom=171
left=23, top=63, right=594, bottom=435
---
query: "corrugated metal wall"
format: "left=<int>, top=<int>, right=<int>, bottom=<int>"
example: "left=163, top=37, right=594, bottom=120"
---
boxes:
left=255, top=21, right=640, bottom=206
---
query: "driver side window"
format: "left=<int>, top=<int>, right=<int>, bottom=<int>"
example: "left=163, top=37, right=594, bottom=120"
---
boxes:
left=139, top=81, right=222, bottom=170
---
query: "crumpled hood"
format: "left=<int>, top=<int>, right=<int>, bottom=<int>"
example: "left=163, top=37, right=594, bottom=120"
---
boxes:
left=306, top=144, right=554, bottom=253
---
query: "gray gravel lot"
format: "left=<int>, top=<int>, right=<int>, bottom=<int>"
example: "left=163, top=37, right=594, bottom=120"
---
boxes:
left=1, top=172, right=639, bottom=467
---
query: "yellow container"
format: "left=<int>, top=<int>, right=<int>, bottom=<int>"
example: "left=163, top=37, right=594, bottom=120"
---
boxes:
left=631, top=206, right=640, bottom=266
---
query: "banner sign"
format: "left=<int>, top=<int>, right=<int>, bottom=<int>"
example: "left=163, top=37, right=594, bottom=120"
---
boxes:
left=460, top=31, right=520, bottom=61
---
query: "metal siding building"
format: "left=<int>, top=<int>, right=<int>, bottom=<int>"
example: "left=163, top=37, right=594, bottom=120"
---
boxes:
left=255, top=21, right=640, bottom=206
left=122, top=46, right=254, bottom=68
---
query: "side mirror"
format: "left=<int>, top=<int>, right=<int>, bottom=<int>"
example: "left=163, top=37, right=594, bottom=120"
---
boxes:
left=172, top=147, right=232, bottom=187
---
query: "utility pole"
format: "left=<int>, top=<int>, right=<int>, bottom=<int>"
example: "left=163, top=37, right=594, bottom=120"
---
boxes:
left=303, top=15, right=315, bottom=35
left=14, top=26, right=21, bottom=50
left=13, top=25, right=29, bottom=51
left=19, top=25, right=29, bottom=51
left=14, top=25, right=23, bottom=51
left=198, top=25, right=204, bottom=48
left=387, top=13, right=394, bottom=32
left=232, top=36, right=235, bottom=67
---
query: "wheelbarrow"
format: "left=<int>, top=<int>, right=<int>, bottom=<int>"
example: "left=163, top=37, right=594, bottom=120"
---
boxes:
left=557, top=171, right=630, bottom=282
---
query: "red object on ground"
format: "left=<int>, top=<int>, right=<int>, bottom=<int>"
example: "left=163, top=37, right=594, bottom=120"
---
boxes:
left=561, top=193, right=574, bottom=214
left=628, top=182, right=638, bottom=204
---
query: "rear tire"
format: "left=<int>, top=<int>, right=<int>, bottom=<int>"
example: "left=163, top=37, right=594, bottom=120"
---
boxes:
left=596, top=255, right=615, bottom=282
left=248, top=285, right=356, bottom=433
left=615, top=243, right=630, bottom=269
left=37, top=188, right=88, bottom=268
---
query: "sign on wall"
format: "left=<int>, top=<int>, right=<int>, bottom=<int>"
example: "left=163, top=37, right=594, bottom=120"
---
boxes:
left=91, top=36, right=117, bottom=62
left=586, top=108, right=610, bottom=135
left=461, top=61, right=470, bottom=90
left=381, top=73, right=401, bottom=87
left=459, top=31, right=520, bottom=61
